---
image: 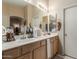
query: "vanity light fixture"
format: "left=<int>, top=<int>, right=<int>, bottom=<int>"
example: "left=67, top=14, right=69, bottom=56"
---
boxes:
left=24, top=0, right=48, bottom=12
left=37, top=2, right=48, bottom=12
left=37, top=2, right=47, bottom=11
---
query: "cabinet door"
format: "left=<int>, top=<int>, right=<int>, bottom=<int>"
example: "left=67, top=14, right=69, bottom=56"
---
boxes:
left=16, top=56, right=24, bottom=59
left=16, top=52, right=32, bottom=59
left=24, top=52, right=32, bottom=59
left=33, top=46, right=47, bottom=59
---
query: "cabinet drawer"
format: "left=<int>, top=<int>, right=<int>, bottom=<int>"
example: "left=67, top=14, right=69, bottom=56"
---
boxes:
left=22, top=44, right=33, bottom=54
left=50, top=37, right=55, bottom=42
left=22, top=41, right=40, bottom=54
left=40, top=40, right=46, bottom=46
left=32, top=41, right=41, bottom=49
left=3, top=47, right=21, bottom=58
left=2, top=56, right=14, bottom=59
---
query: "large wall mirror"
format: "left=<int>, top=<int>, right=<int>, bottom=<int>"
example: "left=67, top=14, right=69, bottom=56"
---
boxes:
left=49, top=15, right=57, bottom=32
left=2, top=0, right=49, bottom=36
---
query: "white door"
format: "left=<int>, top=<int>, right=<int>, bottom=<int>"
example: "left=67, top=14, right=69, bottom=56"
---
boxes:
left=65, top=6, right=77, bottom=58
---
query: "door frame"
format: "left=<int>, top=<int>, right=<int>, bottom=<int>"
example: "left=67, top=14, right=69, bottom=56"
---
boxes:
left=63, top=5, right=77, bottom=58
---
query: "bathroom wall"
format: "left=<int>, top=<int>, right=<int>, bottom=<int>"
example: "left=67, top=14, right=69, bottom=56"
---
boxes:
left=2, top=2, right=24, bottom=27
left=49, top=0, right=77, bottom=55
left=2, top=2, right=10, bottom=27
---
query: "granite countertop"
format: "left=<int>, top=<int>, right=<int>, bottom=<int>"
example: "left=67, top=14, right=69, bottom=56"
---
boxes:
left=2, top=32, right=58, bottom=51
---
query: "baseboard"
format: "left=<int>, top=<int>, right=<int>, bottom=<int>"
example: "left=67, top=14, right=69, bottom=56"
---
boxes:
left=65, top=54, right=77, bottom=59
left=57, top=54, right=64, bottom=58
left=47, top=53, right=61, bottom=59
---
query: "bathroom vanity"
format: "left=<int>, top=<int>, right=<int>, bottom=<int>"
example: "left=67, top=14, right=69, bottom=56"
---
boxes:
left=2, top=0, right=59, bottom=59
left=2, top=33, right=59, bottom=59
left=3, top=40, right=47, bottom=59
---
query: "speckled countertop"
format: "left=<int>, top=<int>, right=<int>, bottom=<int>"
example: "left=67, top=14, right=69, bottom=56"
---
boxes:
left=2, top=32, right=58, bottom=51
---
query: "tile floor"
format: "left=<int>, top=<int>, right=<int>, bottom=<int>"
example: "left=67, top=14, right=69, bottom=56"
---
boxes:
left=64, top=56, right=74, bottom=59
left=54, top=55, right=74, bottom=59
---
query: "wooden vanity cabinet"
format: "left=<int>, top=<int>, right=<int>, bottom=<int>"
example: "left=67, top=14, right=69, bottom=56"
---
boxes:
left=50, top=36, right=59, bottom=57
left=2, top=40, right=47, bottom=59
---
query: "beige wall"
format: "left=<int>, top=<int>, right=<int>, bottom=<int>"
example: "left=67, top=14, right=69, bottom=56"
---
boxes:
left=9, top=4, right=24, bottom=17
left=26, top=4, right=33, bottom=25
left=2, top=2, right=24, bottom=27
left=49, top=0, right=77, bottom=55
left=2, top=2, right=10, bottom=27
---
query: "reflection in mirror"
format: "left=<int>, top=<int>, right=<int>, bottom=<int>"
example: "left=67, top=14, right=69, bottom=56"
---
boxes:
left=28, top=5, right=47, bottom=32
left=49, top=15, right=57, bottom=32
left=10, top=16, right=25, bottom=35
left=24, top=4, right=48, bottom=37
left=42, top=16, right=48, bottom=32
left=2, top=0, right=48, bottom=39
